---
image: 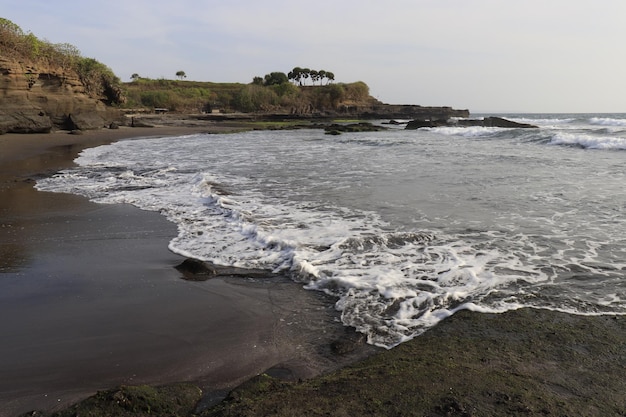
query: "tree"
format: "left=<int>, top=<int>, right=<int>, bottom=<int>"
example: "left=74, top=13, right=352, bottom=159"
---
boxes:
left=318, top=70, right=327, bottom=85
left=310, top=70, right=319, bottom=85
left=176, top=70, right=187, bottom=80
left=130, top=73, right=140, bottom=81
left=301, top=68, right=311, bottom=85
left=263, top=71, right=288, bottom=86
left=288, top=67, right=303, bottom=85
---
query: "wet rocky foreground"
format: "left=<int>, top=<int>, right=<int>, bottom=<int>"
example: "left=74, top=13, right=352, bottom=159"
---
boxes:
left=25, top=308, right=626, bottom=416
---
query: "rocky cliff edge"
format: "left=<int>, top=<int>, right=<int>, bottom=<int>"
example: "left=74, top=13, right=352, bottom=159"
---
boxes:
left=0, top=56, right=122, bottom=134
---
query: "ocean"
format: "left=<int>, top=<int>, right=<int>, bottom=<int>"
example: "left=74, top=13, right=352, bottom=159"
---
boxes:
left=36, top=113, right=626, bottom=348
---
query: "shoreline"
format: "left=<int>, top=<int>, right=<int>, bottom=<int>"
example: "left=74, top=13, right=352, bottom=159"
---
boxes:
left=2, top=125, right=626, bottom=416
left=0, top=125, right=378, bottom=416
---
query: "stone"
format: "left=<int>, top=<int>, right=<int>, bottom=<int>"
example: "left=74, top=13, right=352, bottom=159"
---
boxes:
left=405, top=116, right=538, bottom=130
left=175, top=258, right=275, bottom=281
left=67, top=112, right=106, bottom=130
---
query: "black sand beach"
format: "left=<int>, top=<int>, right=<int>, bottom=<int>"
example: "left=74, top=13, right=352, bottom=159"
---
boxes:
left=2, top=126, right=626, bottom=417
left=0, top=127, right=377, bottom=416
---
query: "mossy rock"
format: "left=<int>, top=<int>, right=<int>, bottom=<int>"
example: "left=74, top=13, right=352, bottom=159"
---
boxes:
left=25, top=383, right=202, bottom=417
left=323, top=122, right=387, bottom=134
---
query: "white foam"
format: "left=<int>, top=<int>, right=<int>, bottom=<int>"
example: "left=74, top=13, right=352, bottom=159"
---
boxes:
left=508, top=117, right=576, bottom=127
left=427, top=126, right=502, bottom=138
left=549, top=131, right=626, bottom=150
left=589, top=117, right=626, bottom=127
left=35, top=129, right=626, bottom=348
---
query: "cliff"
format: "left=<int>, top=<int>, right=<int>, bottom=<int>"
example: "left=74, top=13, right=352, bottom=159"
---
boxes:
left=0, top=56, right=122, bottom=134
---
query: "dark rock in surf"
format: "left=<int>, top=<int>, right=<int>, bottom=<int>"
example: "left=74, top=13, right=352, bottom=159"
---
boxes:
left=175, top=258, right=275, bottom=281
left=466, top=116, right=538, bottom=128
left=323, top=122, right=387, bottom=135
left=405, top=116, right=538, bottom=130
left=405, top=119, right=448, bottom=129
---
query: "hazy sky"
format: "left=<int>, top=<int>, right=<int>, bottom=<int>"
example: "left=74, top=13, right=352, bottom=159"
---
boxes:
left=4, top=0, right=626, bottom=113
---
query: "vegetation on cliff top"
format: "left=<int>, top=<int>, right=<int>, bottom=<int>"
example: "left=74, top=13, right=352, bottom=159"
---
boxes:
left=0, top=17, right=124, bottom=105
left=123, top=74, right=372, bottom=114
left=1, top=17, right=375, bottom=115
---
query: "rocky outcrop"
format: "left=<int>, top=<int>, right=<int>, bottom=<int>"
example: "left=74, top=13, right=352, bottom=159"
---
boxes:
left=405, top=116, right=538, bottom=130
left=323, top=122, right=387, bottom=135
left=345, top=103, right=470, bottom=120
left=0, top=57, right=122, bottom=134
left=260, top=101, right=470, bottom=121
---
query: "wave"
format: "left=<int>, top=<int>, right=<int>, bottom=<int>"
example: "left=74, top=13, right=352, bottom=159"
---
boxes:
left=508, top=117, right=576, bottom=126
left=34, top=129, right=626, bottom=349
left=549, top=131, right=626, bottom=150
left=426, top=126, right=503, bottom=138
left=589, top=117, right=626, bottom=127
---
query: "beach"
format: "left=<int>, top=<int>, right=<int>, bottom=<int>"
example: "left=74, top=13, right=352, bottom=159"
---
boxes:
left=2, top=124, right=626, bottom=416
left=0, top=126, right=377, bottom=416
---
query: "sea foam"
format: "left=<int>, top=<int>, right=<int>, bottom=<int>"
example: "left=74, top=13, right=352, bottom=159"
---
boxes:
left=35, top=124, right=626, bottom=348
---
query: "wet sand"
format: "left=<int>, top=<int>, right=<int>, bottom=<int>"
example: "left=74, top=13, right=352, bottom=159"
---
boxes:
left=0, top=127, right=377, bottom=416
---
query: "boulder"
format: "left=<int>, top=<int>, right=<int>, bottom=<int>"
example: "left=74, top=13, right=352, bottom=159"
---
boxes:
left=175, top=258, right=275, bottom=281
left=0, top=108, right=52, bottom=134
left=405, top=119, right=447, bottom=129
left=323, top=122, right=387, bottom=135
left=67, top=112, right=106, bottom=130
left=481, top=116, right=537, bottom=128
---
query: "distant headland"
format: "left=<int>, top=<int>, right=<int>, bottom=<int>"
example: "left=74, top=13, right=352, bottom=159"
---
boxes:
left=0, top=17, right=468, bottom=134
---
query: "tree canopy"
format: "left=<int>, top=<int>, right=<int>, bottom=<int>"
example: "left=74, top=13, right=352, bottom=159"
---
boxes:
left=288, top=67, right=334, bottom=86
left=254, top=67, right=336, bottom=87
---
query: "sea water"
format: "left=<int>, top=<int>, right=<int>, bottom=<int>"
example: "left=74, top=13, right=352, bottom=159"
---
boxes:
left=36, top=114, right=626, bottom=348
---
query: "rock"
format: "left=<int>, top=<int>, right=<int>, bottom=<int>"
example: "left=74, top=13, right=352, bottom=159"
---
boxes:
left=481, top=116, right=537, bottom=128
left=340, top=103, right=470, bottom=120
left=405, top=119, right=446, bottom=129
left=405, top=116, right=538, bottom=130
left=323, top=122, right=387, bottom=135
left=0, top=56, right=123, bottom=133
left=175, top=258, right=275, bottom=281
left=68, top=112, right=107, bottom=130
left=0, top=107, right=53, bottom=134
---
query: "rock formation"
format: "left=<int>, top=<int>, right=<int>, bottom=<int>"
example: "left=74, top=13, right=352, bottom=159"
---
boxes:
left=405, top=116, right=538, bottom=130
left=0, top=56, right=122, bottom=134
left=345, top=103, right=469, bottom=120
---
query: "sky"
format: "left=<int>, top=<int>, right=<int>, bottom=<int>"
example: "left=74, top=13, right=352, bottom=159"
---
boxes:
left=3, top=0, right=626, bottom=113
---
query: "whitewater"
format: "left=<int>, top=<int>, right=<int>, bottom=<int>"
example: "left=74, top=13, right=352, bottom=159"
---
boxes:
left=36, top=113, right=626, bottom=348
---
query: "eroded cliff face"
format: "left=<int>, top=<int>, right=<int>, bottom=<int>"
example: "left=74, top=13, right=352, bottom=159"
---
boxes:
left=0, top=57, right=121, bottom=134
